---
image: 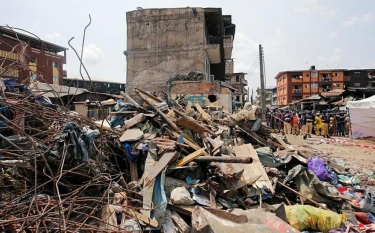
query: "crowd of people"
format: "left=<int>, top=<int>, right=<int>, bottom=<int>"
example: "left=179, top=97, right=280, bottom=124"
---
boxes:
left=267, top=108, right=351, bottom=138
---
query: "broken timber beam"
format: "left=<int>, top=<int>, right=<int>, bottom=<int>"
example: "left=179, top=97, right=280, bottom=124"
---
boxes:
left=171, top=211, right=190, bottom=233
left=120, top=91, right=141, bottom=109
left=173, top=108, right=218, bottom=137
left=230, top=117, right=270, bottom=147
left=134, top=89, right=181, bottom=132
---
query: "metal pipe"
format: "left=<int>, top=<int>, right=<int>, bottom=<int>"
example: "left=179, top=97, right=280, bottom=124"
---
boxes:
left=0, top=134, right=23, bottom=150
left=193, top=156, right=253, bottom=163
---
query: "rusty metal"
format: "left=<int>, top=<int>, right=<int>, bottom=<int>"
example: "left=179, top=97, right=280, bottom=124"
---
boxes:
left=193, top=156, right=253, bottom=163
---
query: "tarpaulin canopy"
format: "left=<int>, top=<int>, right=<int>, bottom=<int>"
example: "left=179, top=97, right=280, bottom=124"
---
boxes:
left=347, top=95, right=375, bottom=138
left=347, top=95, right=375, bottom=109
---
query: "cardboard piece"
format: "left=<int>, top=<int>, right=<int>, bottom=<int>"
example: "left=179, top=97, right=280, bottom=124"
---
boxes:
left=234, top=144, right=274, bottom=193
left=286, top=135, right=306, bottom=146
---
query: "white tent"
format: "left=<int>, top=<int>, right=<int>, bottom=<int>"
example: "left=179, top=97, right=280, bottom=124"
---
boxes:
left=347, top=95, right=375, bottom=138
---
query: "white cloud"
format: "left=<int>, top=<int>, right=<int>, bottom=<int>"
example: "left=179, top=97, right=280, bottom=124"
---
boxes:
left=343, top=16, right=359, bottom=27
left=334, top=48, right=341, bottom=54
left=294, top=7, right=310, bottom=13
left=361, top=13, right=373, bottom=22
left=318, top=55, right=342, bottom=62
left=45, top=32, right=61, bottom=39
left=329, top=30, right=338, bottom=38
left=343, top=13, right=373, bottom=27
left=82, top=43, right=105, bottom=65
left=304, top=0, right=318, bottom=4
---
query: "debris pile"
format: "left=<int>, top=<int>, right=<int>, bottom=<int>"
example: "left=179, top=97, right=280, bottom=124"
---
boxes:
left=1, top=86, right=375, bottom=232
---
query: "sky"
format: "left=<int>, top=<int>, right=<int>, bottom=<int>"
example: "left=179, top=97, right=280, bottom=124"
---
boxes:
left=2, top=0, right=375, bottom=92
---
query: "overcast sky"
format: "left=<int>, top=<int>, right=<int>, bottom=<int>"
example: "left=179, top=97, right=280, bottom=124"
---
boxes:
left=2, top=0, right=375, bottom=92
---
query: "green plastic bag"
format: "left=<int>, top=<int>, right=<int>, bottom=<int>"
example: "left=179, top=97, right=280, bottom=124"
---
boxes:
left=285, top=205, right=346, bottom=233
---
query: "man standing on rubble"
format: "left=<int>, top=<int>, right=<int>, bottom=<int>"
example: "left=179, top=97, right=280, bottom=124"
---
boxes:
left=283, top=110, right=292, bottom=135
left=305, top=110, right=314, bottom=136
left=314, top=112, right=324, bottom=136
left=300, top=111, right=307, bottom=137
left=321, top=110, right=330, bottom=138
left=336, top=112, right=345, bottom=137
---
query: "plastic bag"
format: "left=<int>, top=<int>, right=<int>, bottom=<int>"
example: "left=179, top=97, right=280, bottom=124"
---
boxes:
left=307, top=157, right=332, bottom=181
left=285, top=205, right=346, bottom=233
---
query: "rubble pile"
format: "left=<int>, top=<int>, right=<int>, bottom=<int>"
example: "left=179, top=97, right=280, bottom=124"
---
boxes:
left=1, top=86, right=375, bottom=232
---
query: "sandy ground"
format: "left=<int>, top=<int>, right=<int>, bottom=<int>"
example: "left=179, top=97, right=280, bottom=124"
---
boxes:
left=304, top=136, right=375, bottom=172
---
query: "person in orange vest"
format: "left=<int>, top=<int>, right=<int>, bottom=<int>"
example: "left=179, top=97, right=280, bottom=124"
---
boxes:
left=291, top=112, right=299, bottom=135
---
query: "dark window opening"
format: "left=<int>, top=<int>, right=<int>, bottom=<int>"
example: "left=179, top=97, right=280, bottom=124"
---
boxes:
left=208, top=94, right=218, bottom=103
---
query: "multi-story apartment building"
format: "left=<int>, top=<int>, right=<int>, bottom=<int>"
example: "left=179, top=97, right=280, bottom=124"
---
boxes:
left=265, top=87, right=277, bottom=107
left=275, top=66, right=346, bottom=105
left=275, top=66, right=375, bottom=105
left=125, top=7, right=235, bottom=96
left=63, top=77, right=126, bottom=95
left=225, top=72, right=248, bottom=103
left=0, top=26, right=67, bottom=85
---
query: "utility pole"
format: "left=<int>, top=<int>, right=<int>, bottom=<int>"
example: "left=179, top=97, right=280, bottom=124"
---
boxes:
left=259, top=44, right=266, bottom=121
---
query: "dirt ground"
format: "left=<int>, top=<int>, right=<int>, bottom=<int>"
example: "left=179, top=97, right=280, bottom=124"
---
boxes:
left=304, top=136, right=375, bottom=172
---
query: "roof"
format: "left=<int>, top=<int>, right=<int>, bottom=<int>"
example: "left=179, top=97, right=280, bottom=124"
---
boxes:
left=0, top=26, right=67, bottom=53
left=331, top=96, right=354, bottom=106
left=274, top=68, right=348, bottom=79
left=320, top=89, right=344, bottom=98
left=29, top=82, right=88, bottom=98
left=219, top=81, right=238, bottom=91
left=64, top=76, right=126, bottom=85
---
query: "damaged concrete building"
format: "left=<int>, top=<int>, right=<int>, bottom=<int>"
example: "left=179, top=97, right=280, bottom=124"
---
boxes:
left=125, top=7, right=236, bottom=103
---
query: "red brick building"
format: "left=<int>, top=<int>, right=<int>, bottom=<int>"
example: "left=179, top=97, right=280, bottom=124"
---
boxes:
left=275, top=67, right=345, bottom=106
left=0, top=26, right=67, bottom=85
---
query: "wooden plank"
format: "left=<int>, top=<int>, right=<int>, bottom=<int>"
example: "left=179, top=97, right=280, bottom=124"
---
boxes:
left=234, top=144, right=274, bottom=193
left=124, top=209, right=158, bottom=227
left=120, top=128, right=144, bottom=142
left=271, top=133, right=291, bottom=150
left=144, top=152, right=178, bottom=187
left=110, top=111, right=137, bottom=115
left=167, top=202, right=194, bottom=217
left=129, top=161, right=138, bottom=181
left=176, top=117, right=205, bottom=133
left=171, top=131, right=210, bottom=157
left=171, top=211, right=191, bottom=233
left=194, top=103, right=215, bottom=126
left=231, top=117, right=269, bottom=147
left=186, top=101, right=192, bottom=112
left=123, top=113, right=145, bottom=129
left=171, top=148, right=205, bottom=167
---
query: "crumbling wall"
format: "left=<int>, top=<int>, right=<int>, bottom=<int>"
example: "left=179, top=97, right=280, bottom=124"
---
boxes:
left=126, top=8, right=207, bottom=96
left=170, top=81, right=232, bottom=112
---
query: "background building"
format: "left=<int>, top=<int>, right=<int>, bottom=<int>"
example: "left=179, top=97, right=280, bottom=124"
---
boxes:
left=0, top=26, right=67, bottom=85
left=63, top=77, right=126, bottom=94
left=125, top=7, right=235, bottom=96
left=275, top=66, right=346, bottom=105
left=225, top=72, right=248, bottom=104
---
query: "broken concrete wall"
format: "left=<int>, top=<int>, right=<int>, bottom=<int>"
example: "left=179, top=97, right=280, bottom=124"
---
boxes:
left=170, top=81, right=232, bottom=112
left=126, top=8, right=208, bottom=96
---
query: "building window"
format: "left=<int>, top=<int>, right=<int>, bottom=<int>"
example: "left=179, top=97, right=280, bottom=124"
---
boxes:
left=333, top=83, right=340, bottom=87
left=120, top=84, right=122, bottom=88
left=236, top=75, right=240, bottom=83
left=333, top=72, right=340, bottom=77
left=311, top=72, right=318, bottom=77
left=305, top=84, right=309, bottom=88
left=311, top=83, right=318, bottom=88
left=354, top=72, right=361, bottom=77
left=52, top=62, right=58, bottom=68
left=108, top=83, right=110, bottom=88
left=53, top=77, right=59, bottom=83
left=354, top=83, right=360, bottom=87
left=305, top=74, right=309, bottom=77
left=29, top=57, right=36, bottom=63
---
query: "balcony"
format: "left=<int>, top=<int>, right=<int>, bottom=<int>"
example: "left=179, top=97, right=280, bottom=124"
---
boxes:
left=223, top=35, right=233, bottom=59
left=225, top=60, right=234, bottom=75
left=205, top=44, right=221, bottom=64
left=292, top=89, right=302, bottom=94
left=241, top=78, right=248, bottom=86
